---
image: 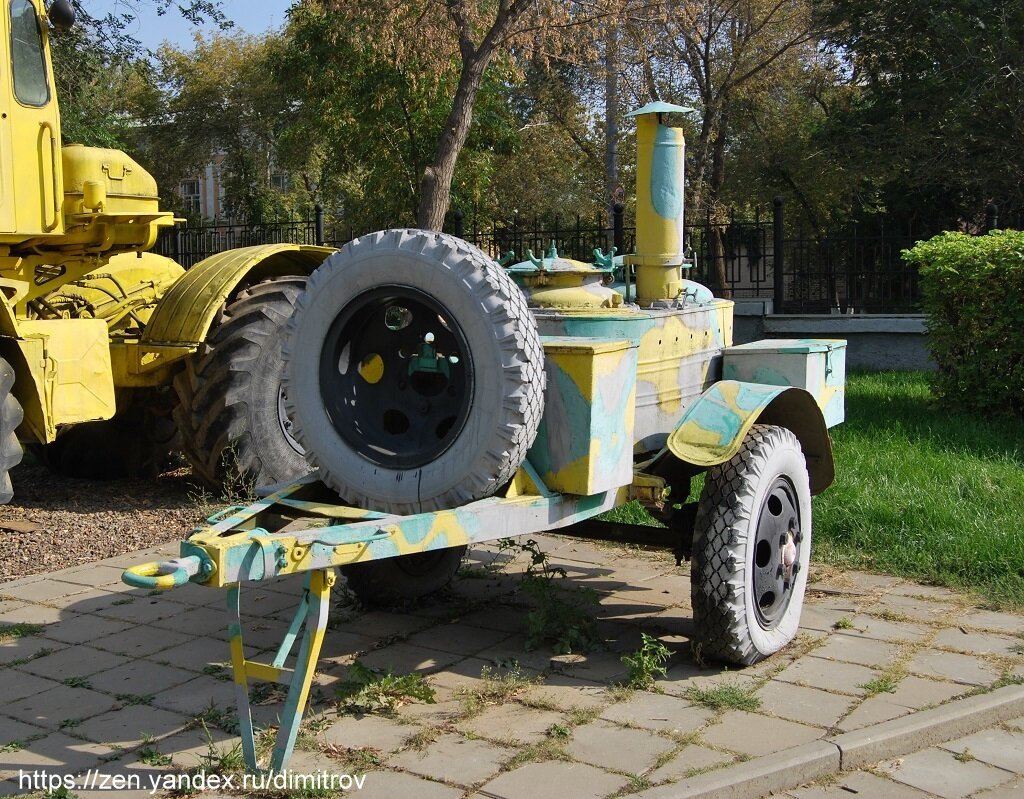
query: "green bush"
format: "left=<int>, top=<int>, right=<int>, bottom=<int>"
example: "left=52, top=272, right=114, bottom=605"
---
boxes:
left=903, top=230, right=1024, bottom=415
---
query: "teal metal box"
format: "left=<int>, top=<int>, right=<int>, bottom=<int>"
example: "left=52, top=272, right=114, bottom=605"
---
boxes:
left=528, top=336, right=639, bottom=495
left=721, top=339, right=846, bottom=427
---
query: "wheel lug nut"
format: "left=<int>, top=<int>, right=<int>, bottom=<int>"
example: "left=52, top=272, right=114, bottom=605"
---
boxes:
left=792, top=562, right=801, bottom=575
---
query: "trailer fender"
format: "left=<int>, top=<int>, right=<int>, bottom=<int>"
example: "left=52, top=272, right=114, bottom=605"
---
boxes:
left=140, top=243, right=335, bottom=349
left=663, top=380, right=834, bottom=494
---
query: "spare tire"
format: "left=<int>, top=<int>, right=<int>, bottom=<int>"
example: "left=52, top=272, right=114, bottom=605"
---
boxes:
left=284, top=229, right=544, bottom=515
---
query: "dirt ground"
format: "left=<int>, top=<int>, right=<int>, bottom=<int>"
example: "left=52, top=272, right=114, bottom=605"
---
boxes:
left=0, top=461, right=209, bottom=582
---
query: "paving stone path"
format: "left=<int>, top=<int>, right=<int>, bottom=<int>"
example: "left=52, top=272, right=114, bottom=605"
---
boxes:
left=0, top=534, right=1021, bottom=798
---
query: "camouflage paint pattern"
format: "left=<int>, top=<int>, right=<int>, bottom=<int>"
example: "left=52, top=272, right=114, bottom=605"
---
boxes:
left=528, top=336, right=638, bottom=495
left=722, top=339, right=846, bottom=427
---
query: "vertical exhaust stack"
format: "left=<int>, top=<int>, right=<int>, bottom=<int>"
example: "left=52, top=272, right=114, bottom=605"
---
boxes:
left=625, top=102, right=695, bottom=306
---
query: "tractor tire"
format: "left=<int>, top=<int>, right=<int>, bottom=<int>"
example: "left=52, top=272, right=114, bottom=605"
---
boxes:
left=284, top=228, right=545, bottom=515
left=691, top=424, right=812, bottom=665
left=174, top=276, right=310, bottom=491
left=0, top=358, right=24, bottom=503
left=32, top=400, right=176, bottom=480
left=341, top=546, right=467, bottom=606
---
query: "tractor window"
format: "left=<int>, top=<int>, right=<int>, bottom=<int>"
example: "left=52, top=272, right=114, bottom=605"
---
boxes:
left=9, top=0, right=49, bottom=107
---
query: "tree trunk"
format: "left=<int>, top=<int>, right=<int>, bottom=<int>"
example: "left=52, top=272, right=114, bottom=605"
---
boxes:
left=604, top=24, right=619, bottom=228
left=417, top=55, right=488, bottom=231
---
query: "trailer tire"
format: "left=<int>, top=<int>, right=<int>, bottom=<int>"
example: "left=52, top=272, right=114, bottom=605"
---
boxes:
left=284, top=229, right=544, bottom=515
left=174, top=276, right=310, bottom=490
left=341, top=546, right=467, bottom=605
left=691, top=424, right=811, bottom=665
left=0, top=358, right=24, bottom=503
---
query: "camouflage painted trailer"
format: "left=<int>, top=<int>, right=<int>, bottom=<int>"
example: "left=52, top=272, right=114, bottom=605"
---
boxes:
left=124, top=103, right=846, bottom=773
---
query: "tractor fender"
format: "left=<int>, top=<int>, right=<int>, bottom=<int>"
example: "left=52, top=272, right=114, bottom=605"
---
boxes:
left=663, top=380, right=835, bottom=494
left=140, top=243, right=335, bottom=348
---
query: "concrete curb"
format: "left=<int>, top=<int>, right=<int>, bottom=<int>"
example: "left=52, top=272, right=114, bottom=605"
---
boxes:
left=631, top=683, right=1024, bottom=799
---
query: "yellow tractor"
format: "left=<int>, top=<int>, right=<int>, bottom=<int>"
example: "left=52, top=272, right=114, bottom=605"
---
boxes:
left=0, top=0, right=332, bottom=501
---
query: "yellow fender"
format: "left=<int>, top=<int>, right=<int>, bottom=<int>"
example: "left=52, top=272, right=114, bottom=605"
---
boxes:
left=141, top=243, right=335, bottom=349
left=664, top=380, right=835, bottom=494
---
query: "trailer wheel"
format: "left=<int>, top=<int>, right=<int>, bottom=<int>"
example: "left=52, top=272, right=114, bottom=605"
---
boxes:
left=691, top=424, right=811, bottom=665
left=174, top=276, right=310, bottom=490
left=0, top=358, right=24, bottom=503
left=284, top=229, right=544, bottom=515
left=341, top=546, right=467, bottom=605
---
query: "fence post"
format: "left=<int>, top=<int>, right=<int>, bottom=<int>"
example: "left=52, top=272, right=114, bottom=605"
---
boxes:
left=453, top=209, right=464, bottom=239
left=773, top=196, right=785, bottom=315
left=314, top=203, right=325, bottom=246
left=985, top=203, right=999, bottom=233
left=613, top=203, right=624, bottom=254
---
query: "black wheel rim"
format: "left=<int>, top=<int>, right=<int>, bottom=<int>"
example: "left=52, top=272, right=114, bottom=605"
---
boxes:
left=319, top=285, right=474, bottom=470
left=751, top=475, right=802, bottom=629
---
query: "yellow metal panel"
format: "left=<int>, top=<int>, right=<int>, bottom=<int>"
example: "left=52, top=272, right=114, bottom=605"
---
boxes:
left=17, top=318, right=116, bottom=426
left=141, top=244, right=334, bottom=348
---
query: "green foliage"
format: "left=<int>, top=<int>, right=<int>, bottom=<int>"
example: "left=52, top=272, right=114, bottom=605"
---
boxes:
left=336, top=660, right=436, bottom=715
left=683, top=683, right=761, bottom=712
left=0, top=622, right=44, bottom=639
left=499, top=538, right=601, bottom=654
left=814, top=371, right=1024, bottom=608
left=621, top=633, right=672, bottom=689
left=903, top=230, right=1024, bottom=416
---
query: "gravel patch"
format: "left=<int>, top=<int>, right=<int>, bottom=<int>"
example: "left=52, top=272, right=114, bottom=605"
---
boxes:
left=0, top=461, right=210, bottom=582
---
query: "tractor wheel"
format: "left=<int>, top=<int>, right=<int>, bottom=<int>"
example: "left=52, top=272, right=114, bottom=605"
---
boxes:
left=341, top=546, right=467, bottom=606
left=32, top=400, right=176, bottom=480
left=691, top=424, right=811, bottom=665
left=0, top=358, right=24, bottom=503
left=284, top=228, right=545, bottom=515
left=174, top=276, right=310, bottom=491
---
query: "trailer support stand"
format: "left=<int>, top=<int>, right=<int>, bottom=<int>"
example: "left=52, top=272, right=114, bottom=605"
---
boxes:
left=226, top=569, right=335, bottom=772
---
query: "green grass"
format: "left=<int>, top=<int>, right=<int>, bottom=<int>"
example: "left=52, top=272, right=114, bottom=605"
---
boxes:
left=684, top=683, right=761, bottom=712
left=814, top=371, right=1024, bottom=609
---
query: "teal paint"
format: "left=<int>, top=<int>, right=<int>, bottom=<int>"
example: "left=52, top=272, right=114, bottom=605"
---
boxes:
left=651, top=124, right=684, bottom=220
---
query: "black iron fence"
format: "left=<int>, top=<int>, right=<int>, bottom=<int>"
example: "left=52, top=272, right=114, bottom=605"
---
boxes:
left=155, top=203, right=1002, bottom=313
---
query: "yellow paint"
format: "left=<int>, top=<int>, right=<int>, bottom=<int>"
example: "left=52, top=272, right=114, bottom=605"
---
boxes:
left=141, top=244, right=334, bottom=349
left=244, top=662, right=285, bottom=683
left=15, top=318, right=116, bottom=431
left=358, top=353, right=384, bottom=384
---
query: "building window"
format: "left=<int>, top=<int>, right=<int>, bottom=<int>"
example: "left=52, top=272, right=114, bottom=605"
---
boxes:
left=180, top=180, right=201, bottom=215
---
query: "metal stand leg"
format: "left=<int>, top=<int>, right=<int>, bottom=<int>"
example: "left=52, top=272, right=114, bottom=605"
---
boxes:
left=226, top=569, right=335, bottom=772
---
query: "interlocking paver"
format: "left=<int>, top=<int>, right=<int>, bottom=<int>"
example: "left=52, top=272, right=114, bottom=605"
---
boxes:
left=907, top=650, right=1000, bottom=686
left=599, top=690, right=714, bottom=733
left=2, top=685, right=118, bottom=729
left=941, top=728, right=1024, bottom=773
left=787, top=769, right=933, bottom=797
left=0, top=718, right=47, bottom=748
left=0, top=635, right=59, bottom=665
left=0, top=669, right=59, bottom=703
left=702, top=710, right=822, bottom=757
left=877, top=747, right=1012, bottom=798
left=0, top=579, right=93, bottom=603
left=959, top=610, right=1024, bottom=634
left=647, top=744, right=734, bottom=782
left=390, top=733, right=508, bottom=786
left=144, top=636, right=234, bottom=672
left=90, top=625, right=193, bottom=657
left=566, top=720, right=675, bottom=773
left=37, top=614, right=129, bottom=644
left=774, top=655, right=880, bottom=696
left=86, top=659, right=195, bottom=695
left=0, top=731, right=115, bottom=773
left=16, top=644, right=127, bottom=680
left=148, top=675, right=238, bottom=718
left=932, top=628, right=1023, bottom=656
left=457, top=703, right=567, bottom=744
left=322, top=713, right=415, bottom=752
left=873, top=593, right=957, bottom=622
left=357, top=643, right=461, bottom=675
left=74, top=705, right=192, bottom=747
left=884, top=674, right=970, bottom=709
left=835, top=695, right=911, bottom=731
left=353, top=770, right=462, bottom=799
left=809, top=633, right=901, bottom=668
left=971, top=778, right=1024, bottom=798
left=524, top=676, right=610, bottom=711
left=755, top=680, right=857, bottom=728
left=474, top=759, right=627, bottom=799
left=844, top=614, right=931, bottom=643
